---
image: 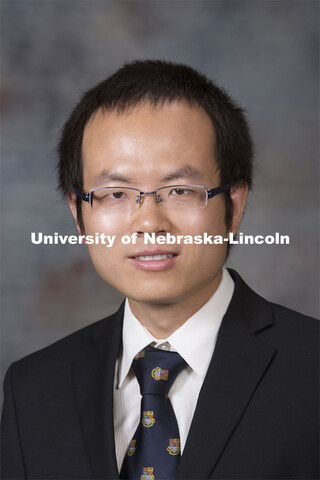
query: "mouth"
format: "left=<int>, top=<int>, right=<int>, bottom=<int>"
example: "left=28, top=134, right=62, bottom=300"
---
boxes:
left=128, top=251, right=178, bottom=271
left=133, top=253, right=175, bottom=261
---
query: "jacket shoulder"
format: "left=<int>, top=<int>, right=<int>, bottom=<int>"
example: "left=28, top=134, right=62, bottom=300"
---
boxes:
left=267, top=301, right=319, bottom=349
left=270, top=301, right=318, bottom=326
left=7, top=304, right=124, bottom=381
left=227, top=268, right=319, bottom=345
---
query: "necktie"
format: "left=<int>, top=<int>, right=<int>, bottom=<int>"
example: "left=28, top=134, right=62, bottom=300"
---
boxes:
left=120, top=345, right=187, bottom=480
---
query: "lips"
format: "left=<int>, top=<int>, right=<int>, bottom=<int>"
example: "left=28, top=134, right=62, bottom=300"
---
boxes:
left=128, top=249, right=178, bottom=259
left=128, top=251, right=178, bottom=271
left=134, top=254, right=174, bottom=261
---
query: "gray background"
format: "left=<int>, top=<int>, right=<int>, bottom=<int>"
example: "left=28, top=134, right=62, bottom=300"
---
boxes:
left=1, top=1, right=319, bottom=382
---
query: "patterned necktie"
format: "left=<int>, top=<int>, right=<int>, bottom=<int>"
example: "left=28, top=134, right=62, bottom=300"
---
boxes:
left=120, top=345, right=187, bottom=480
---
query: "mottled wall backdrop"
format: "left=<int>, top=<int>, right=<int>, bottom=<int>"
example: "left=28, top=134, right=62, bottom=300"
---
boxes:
left=1, top=1, right=319, bottom=382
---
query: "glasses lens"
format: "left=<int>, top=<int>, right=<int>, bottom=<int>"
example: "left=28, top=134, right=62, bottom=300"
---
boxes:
left=91, top=187, right=138, bottom=212
left=158, top=186, right=207, bottom=210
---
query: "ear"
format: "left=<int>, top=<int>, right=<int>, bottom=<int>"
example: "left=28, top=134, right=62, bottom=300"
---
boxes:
left=68, top=191, right=82, bottom=236
left=229, top=183, right=248, bottom=235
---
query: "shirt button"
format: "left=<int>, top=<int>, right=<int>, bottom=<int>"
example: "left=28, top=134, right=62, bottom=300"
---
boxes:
left=158, top=342, right=170, bottom=351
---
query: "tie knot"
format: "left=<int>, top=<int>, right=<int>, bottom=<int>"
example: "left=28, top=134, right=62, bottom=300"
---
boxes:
left=132, top=345, right=187, bottom=396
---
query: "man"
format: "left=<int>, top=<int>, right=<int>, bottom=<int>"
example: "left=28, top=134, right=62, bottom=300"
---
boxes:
left=1, top=60, right=318, bottom=479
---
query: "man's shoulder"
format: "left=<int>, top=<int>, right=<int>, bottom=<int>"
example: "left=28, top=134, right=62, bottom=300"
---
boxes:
left=264, top=300, right=319, bottom=353
left=228, top=268, right=319, bottom=341
left=270, top=300, right=318, bottom=327
left=7, top=304, right=124, bottom=383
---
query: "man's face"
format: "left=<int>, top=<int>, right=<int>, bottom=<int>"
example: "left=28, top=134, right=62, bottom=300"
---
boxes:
left=70, top=102, right=246, bottom=308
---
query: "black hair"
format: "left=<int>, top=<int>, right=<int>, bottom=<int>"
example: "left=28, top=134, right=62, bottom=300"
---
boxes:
left=57, top=59, right=253, bottom=233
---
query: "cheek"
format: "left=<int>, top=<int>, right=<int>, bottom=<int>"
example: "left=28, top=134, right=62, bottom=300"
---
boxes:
left=174, top=201, right=228, bottom=268
left=82, top=209, right=127, bottom=236
left=176, top=203, right=227, bottom=236
left=81, top=210, right=126, bottom=279
left=183, top=240, right=227, bottom=268
left=85, top=234, right=124, bottom=286
left=87, top=244, right=119, bottom=281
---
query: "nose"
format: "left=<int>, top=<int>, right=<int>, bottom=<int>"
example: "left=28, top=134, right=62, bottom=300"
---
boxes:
left=130, top=193, right=171, bottom=236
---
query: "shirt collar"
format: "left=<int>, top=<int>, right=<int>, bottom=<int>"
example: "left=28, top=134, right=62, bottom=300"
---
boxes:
left=118, top=267, right=234, bottom=387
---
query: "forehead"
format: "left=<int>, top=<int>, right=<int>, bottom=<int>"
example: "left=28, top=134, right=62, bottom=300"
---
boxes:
left=82, top=101, right=218, bottom=187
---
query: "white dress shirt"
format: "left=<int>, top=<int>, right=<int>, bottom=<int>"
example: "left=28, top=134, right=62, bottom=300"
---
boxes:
left=113, top=267, right=234, bottom=472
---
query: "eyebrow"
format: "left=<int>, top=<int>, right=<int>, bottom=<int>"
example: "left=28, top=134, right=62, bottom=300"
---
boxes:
left=92, top=170, right=135, bottom=186
left=160, top=165, right=203, bottom=183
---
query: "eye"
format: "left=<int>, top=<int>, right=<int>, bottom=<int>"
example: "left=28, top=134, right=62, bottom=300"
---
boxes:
left=171, top=188, right=187, bottom=196
left=94, top=190, right=129, bottom=202
left=111, top=191, right=126, bottom=199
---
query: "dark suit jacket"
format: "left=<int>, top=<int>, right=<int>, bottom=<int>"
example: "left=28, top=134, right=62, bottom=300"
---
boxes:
left=1, top=270, right=319, bottom=479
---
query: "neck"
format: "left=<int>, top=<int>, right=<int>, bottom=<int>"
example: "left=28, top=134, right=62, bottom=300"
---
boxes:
left=128, top=270, right=222, bottom=338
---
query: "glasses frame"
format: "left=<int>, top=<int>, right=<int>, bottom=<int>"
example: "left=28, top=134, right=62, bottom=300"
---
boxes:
left=73, top=184, right=231, bottom=211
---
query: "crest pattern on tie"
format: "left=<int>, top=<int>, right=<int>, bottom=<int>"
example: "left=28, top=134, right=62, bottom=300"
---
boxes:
left=120, top=345, right=187, bottom=480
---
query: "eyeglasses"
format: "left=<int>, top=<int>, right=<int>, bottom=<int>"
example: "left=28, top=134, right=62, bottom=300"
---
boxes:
left=73, top=184, right=231, bottom=213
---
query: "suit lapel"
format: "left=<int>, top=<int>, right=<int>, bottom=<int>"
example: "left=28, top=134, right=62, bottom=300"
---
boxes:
left=73, top=304, right=124, bottom=479
left=176, top=270, right=278, bottom=479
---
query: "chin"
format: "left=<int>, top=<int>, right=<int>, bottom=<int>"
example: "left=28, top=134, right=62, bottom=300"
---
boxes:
left=123, top=287, right=185, bottom=305
left=129, top=296, right=181, bottom=306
